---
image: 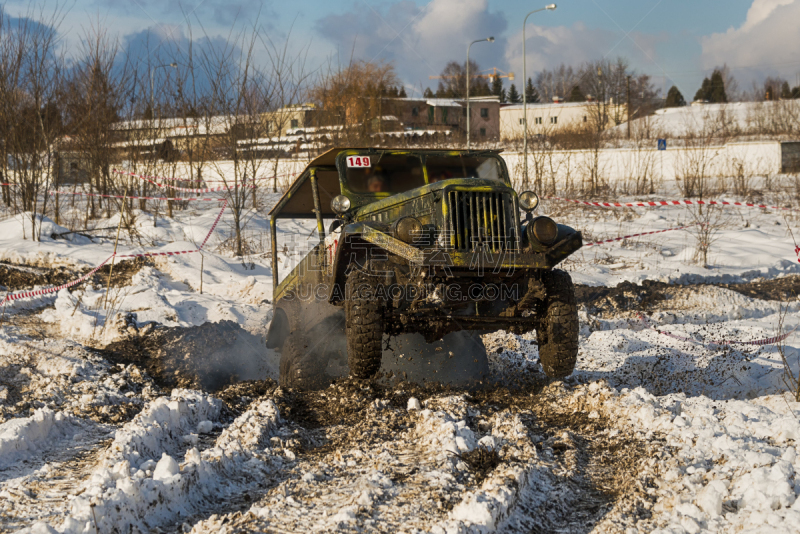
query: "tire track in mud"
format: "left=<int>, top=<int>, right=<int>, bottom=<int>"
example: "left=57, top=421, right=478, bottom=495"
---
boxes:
left=0, top=433, right=113, bottom=530
left=6, top=268, right=782, bottom=533
left=181, top=382, right=658, bottom=534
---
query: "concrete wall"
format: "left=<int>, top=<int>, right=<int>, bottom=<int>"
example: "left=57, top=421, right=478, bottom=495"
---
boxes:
left=500, top=141, right=782, bottom=193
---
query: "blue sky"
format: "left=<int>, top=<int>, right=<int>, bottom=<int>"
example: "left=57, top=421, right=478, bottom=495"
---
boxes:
left=5, top=0, right=800, bottom=99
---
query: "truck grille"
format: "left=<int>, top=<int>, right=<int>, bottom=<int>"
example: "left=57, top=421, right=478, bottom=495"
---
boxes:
left=446, top=191, right=517, bottom=252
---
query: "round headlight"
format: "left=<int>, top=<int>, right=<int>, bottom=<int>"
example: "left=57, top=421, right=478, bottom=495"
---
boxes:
left=529, top=216, right=558, bottom=245
left=331, top=195, right=351, bottom=214
left=519, top=191, right=540, bottom=212
left=394, top=217, right=423, bottom=244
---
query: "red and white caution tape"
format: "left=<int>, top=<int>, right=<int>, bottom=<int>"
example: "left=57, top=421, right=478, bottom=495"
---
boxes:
left=546, top=196, right=799, bottom=212
left=199, top=199, right=227, bottom=250
left=1, top=255, right=114, bottom=305
left=585, top=224, right=697, bottom=247
left=638, top=313, right=797, bottom=346
left=111, top=170, right=296, bottom=184
left=115, top=199, right=227, bottom=258
left=48, top=190, right=224, bottom=202
left=113, top=169, right=257, bottom=192
left=1, top=200, right=228, bottom=306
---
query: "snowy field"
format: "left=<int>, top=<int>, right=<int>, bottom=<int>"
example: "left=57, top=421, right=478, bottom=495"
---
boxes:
left=1, top=170, right=800, bottom=533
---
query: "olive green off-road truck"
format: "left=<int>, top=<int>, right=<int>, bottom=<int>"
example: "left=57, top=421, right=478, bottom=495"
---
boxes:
left=266, top=148, right=582, bottom=389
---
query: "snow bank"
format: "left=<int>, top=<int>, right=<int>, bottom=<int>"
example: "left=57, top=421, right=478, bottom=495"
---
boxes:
left=414, top=396, right=477, bottom=459
left=60, top=396, right=281, bottom=534
left=0, top=409, right=77, bottom=468
left=436, top=411, right=551, bottom=534
left=599, top=384, right=800, bottom=533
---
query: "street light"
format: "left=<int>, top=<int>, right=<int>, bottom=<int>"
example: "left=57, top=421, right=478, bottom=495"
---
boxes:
left=522, top=4, right=556, bottom=187
left=150, top=62, right=178, bottom=120
left=466, top=36, right=494, bottom=150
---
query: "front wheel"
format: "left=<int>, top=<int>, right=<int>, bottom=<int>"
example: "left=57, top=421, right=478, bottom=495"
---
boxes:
left=345, top=268, right=385, bottom=379
left=537, top=269, right=579, bottom=378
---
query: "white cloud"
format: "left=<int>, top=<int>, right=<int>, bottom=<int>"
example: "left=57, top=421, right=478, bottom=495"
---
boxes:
left=314, top=0, right=507, bottom=92
left=701, top=0, right=800, bottom=74
left=504, top=22, right=665, bottom=81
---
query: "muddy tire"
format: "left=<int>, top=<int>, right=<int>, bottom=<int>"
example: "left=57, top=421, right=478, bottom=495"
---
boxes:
left=345, top=268, right=385, bottom=379
left=279, top=336, right=328, bottom=390
left=537, top=269, right=579, bottom=378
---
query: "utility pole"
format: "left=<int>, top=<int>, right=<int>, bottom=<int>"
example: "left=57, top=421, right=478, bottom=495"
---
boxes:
left=466, top=37, right=495, bottom=150
left=626, top=75, right=631, bottom=140
left=522, top=4, right=557, bottom=187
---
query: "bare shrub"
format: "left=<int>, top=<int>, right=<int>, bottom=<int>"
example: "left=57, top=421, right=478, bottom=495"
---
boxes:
left=685, top=205, right=729, bottom=267
left=775, top=301, right=800, bottom=402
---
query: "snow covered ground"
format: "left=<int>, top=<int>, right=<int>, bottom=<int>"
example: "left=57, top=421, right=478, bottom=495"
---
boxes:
left=1, top=176, right=800, bottom=532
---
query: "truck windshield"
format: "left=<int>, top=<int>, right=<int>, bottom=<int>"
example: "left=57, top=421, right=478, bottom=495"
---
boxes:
left=425, top=155, right=505, bottom=184
left=344, top=154, right=425, bottom=194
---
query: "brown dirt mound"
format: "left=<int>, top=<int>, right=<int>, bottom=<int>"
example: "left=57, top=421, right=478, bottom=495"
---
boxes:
left=576, top=274, right=800, bottom=314
left=0, top=262, right=81, bottom=290
left=575, top=280, right=669, bottom=313
left=93, top=257, right=156, bottom=288
left=718, top=275, right=800, bottom=301
left=0, top=257, right=154, bottom=292
left=99, top=320, right=268, bottom=392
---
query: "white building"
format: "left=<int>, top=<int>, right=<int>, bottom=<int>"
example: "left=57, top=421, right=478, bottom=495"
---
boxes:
left=500, top=102, right=628, bottom=140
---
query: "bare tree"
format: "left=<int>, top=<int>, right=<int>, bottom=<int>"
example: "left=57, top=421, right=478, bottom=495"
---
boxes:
left=311, top=59, right=400, bottom=147
left=258, top=28, right=313, bottom=193
left=434, top=60, right=491, bottom=98
left=62, top=23, right=127, bottom=228
left=2, top=6, right=67, bottom=240
left=198, top=19, right=271, bottom=257
left=535, top=63, right=579, bottom=102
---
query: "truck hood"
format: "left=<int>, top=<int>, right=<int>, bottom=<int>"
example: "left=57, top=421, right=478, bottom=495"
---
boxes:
left=355, top=178, right=516, bottom=217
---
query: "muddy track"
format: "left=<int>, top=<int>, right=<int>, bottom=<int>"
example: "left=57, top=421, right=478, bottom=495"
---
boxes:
left=174, top=380, right=656, bottom=533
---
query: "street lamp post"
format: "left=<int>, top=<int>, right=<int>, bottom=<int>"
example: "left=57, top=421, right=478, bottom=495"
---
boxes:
left=522, top=4, right=556, bottom=188
left=466, top=37, right=494, bottom=150
left=150, top=62, right=178, bottom=119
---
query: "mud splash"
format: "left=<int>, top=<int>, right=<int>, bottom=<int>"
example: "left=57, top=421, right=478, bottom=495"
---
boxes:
left=100, top=320, right=276, bottom=392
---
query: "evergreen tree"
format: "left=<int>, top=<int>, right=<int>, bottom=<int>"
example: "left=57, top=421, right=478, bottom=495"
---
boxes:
left=694, top=76, right=712, bottom=102
left=507, top=83, right=521, bottom=104
left=525, top=77, right=539, bottom=103
left=665, top=85, right=686, bottom=107
left=781, top=81, right=792, bottom=99
left=491, top=75, right=503, bottom=99
left=398, top=86, right=407, bottom=97
left=500, top=88, right=507, bottom=103
left=435, top=82, right=446, bottom=97
left=423, top=87, right=434, bottom=98
left=793, top=86, right=800, bottom=99
left=709, top=69, right=727, bottom=102
left=567, top=85, right=585, bottom=102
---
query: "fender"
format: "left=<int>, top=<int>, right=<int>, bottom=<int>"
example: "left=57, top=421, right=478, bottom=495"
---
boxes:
left=327, top=221, right=423, bottom=304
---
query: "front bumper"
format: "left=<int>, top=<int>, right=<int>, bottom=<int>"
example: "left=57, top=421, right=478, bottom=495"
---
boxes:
left=360, top=225, right=582, bottom=270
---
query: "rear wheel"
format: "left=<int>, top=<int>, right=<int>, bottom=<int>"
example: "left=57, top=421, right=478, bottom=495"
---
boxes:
left=345, top=267, right=385, bottom=379
left=278, top=336, right=328, bottom=390
left=537, top=269, right=579, bottom=378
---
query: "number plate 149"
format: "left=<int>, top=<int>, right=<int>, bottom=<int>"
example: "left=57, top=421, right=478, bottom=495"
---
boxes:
left=346, top=156, right=371, bottom=168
